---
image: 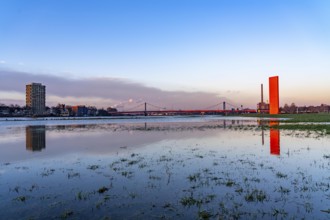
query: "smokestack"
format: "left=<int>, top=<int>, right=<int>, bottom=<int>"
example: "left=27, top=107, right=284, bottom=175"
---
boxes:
left=261, top=84, right=264, bottom=103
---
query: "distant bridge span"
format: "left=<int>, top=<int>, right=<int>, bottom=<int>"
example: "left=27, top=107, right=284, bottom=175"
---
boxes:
left=110, top=109, right=257, bottom=116
left=110, top=101, right=257, bottom=116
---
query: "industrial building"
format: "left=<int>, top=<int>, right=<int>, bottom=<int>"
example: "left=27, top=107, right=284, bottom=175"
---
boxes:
left=257, top=83, right=269, bottom=113
left=257, top=76, right=279, bottom=115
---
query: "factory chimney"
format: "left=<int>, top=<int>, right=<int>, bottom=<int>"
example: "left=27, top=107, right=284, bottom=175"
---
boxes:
left=261, top=84, right=264, bottom=103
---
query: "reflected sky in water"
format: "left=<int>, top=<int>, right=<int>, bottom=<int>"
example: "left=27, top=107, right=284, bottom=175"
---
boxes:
left=0, top=117, right=329, bottom=219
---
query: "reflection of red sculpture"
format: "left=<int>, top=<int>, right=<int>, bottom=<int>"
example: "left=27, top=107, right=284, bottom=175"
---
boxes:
left=269, top=121, right=280, bottom=155
left=269, top=76, right=279, bottom=114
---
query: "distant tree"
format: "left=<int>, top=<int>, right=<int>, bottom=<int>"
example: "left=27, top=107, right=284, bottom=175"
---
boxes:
left=289, top=103, right=297, bottom=114
left=97, top=109, right=109, bottom=116
left=283, top=103, right=290, bottom=113
left=107, top=107, right=117, bottom=112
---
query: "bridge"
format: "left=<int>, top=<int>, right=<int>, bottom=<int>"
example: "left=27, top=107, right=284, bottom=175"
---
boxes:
left=110, top=102, right=257, bottom=116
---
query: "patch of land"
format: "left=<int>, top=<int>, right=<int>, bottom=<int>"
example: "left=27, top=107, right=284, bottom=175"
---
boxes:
left=244, top=113, right=330, bottom=134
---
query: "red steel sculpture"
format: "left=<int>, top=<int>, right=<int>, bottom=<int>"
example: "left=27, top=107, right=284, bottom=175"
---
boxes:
left=269, top=76, right=279, bottom=114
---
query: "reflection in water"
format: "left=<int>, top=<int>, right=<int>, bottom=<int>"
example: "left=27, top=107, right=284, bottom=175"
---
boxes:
left=269, top=121, right=280, bottom=155
left=1, top=120, right=329, bottom=219
left=258, top=120, right=281, bottom=155
left=26, top=126, right=46, bottom=151
left=270, top=128, right=280, bottom=155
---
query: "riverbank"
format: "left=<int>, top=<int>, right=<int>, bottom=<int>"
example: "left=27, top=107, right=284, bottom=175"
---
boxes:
left=244, top=113, right=330, bottom=122
left=245, top=113, right=330, bottom=134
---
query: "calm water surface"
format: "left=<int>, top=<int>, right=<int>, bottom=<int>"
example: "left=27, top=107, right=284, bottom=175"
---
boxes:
left=0, top=116, right=329, bottom=219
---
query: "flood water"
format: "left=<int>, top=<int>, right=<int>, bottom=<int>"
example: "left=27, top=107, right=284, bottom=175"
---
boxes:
left=0, top=116, right=329, bottom=219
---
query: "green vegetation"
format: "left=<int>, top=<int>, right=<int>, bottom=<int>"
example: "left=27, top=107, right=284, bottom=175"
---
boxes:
left=225, top=179, right=235, bottom=187
left=276, top=186, right=291, bottom=194
left=324, top=155, right=330, bottom=159
left=245, top=113, right=330, bottom=123
left=272, top=124, right=330, bottom=134
left=282, top=113, right=330, bottom=123
left=244, top=113, right=330, bottom=133
left=60, top=210, right=74, bottom=219
left=87, top=165, right=100, bottom=170
left=276, top=172, right=288, bottom=179
left=198, top=210, right=213, bottom=219
left=97, top=186, right=109, bottom=194
left=188, top=173, right=201, bottom=182
left=13, top=196, right=26, bottom=202
left=76, top=191, right=88, bottom=200
left=180, top=196, right=199, bottom=207
left=41, top=168, right=55, bottom=177
left=272, top=209, right=288, bottom=218
left=244, top=189, right=267, bottom=202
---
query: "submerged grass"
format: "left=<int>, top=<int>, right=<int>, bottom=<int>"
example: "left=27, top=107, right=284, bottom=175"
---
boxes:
left=87, top=165, right=100, bottom=170
left=180, top=196, right=199, bottom=207
left=244, top=189, right=267, bottom=202
left=60, top=210, right=74, bottom=219
left=13, top=196, right=26, bottom=202
left=323, top=155, right=330, bottom=159
left=98, top=186, right=109, bottom=194
left=321, top=209, right=330, bottom=214
left=273, top=124, right=330, bottom=134
left=2, top=119, right=330, bottom=219
left=276, top=172, right=288, bottom=179
left=198, top=210, right=213, bottom=219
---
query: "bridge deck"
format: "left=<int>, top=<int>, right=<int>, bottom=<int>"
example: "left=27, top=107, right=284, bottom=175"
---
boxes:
left=110, top=109, right=257, bottom=116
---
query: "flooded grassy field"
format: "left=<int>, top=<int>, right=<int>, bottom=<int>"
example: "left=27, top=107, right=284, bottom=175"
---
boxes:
left=0, top=116, right=329, bottom=219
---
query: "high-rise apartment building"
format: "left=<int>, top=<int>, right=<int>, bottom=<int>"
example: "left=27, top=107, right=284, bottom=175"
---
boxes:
left=26, top=83, right=46, bottom=115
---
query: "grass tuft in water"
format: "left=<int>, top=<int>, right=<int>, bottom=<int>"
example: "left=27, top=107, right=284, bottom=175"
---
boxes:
left=244, top=189, right=267, bottom=202
left=98, top=186, right=109, bottom=194
left=276, top=186, right=291, bottom=194
left=272, top=209, right=288, bottom=218
left=198, top=210, right=213, bottom=219
left=76, top=191, right=88, bottom=200
left=13, top=196, right=26, bottom=202
left=87, top=165, right=100, bottom=170
left=180, top=196, right=198, bottom=207
left=60, top=210, right=74, bottom=219
left=41, top=169, right=55, bottom=177
left=67, top=172, right=80, bottom=179
left=187, top=173, right=201, bottom=182
left=276, top=172, right=288, bottom=179
left=323, top=154, right=330, bottom=159
left=225, top=179, right=235, bottom=187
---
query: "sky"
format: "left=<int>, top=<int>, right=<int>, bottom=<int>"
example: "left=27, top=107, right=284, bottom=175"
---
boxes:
left=0, top=0, right=330, bottom=109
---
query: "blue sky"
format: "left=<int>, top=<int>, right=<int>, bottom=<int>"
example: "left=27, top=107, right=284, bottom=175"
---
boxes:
left=1, top=0, right=330, bottom=108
